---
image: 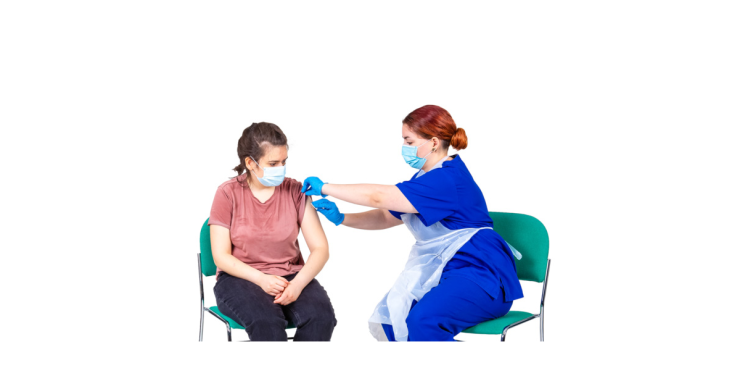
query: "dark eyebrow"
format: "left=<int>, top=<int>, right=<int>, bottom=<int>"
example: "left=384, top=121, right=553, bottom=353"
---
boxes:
left=403, top=136, right=410, bottom=140
left=268, top=157, right=288, bottom=163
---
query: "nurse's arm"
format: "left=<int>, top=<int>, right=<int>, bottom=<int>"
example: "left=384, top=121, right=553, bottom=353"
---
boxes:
left=342, top=209, right=404, bottom=230
left=322, top=183, right=417, bottom=213
left=290, top=201, right=330, bottom=290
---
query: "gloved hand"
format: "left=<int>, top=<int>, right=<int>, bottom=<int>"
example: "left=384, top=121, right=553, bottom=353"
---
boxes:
left=301, top=176, right=327, bottom=198
left=312, top=198, right=345, bottom=226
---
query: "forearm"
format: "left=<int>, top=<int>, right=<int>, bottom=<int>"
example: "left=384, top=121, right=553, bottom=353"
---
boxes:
left=322, top=183, right=393, bottom=209
left=214, top=253, right=264, bottom=285
left=343, top=209, right=396, bottom=230
left=292, top=247, right=329, bottom=288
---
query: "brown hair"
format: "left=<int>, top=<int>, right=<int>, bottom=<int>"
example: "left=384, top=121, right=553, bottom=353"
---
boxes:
left=232, top=122, right=288, bottom=186
left=402, top=105, right=468, bottom=150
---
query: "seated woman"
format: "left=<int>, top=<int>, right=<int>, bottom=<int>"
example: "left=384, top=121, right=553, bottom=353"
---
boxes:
left=209, top=122, right=337, bottom=341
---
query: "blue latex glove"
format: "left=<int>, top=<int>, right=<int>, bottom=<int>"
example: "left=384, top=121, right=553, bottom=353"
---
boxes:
left=301, top=176, right=327, bottom=198
left=312, top=198, right=345, bottom=226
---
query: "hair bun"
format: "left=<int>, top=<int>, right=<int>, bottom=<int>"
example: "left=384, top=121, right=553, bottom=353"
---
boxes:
left=450, top=127, right=468, bottom=150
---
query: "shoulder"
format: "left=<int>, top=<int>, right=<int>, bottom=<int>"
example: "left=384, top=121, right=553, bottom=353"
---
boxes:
left=281, top=177, right=307, bottom=201
left=216, top=177, right=242, bottom=194
left=419, top=160, right=460, bottom=184
left=280, top=177, right=303, bottom=191
left=435, top=155, right=465, bottom=180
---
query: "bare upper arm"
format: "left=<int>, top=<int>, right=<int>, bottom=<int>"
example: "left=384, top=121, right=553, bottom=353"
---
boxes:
left=210, top=225, right=232, bottom=265
left=301, top=196, right=329, bottom=252
left=376, top=185, right=417, bottom=214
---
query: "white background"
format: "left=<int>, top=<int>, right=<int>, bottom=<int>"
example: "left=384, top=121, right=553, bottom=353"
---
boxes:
left=2, top=1, right=738, bottom=387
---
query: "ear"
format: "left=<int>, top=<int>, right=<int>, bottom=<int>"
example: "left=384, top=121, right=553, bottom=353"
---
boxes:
left=245, top=157, right=255, bottom=171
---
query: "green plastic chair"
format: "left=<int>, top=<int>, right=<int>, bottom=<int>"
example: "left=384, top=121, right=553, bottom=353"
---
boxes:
left=198, top=218, right=295, bottom=341
left=461, top=212, right=551, bottom=341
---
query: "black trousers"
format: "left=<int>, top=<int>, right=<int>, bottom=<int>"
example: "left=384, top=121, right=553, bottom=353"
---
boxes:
left=214, top=272, right=337, bottom=341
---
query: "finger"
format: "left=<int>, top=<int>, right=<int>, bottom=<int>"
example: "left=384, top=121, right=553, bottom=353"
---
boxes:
left=301, top=181, right=309, bottom=193
left=275, top=293, right=286, bottom=304
left=275, top=293, right=289, bottom=305
left=274, top=284, right=285, bottom=292
left=314, top=198, right=334, bottom=207
left=276, top=276, right=289, bottom=284
left=312, top=198, right=330, bottom=207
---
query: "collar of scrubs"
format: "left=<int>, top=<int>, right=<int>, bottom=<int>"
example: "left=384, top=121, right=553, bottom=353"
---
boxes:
left=415, top=154, right=452, bottom=178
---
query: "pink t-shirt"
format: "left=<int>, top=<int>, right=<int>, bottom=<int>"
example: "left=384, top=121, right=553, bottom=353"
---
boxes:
left=208, top=176, right=308, bottom=278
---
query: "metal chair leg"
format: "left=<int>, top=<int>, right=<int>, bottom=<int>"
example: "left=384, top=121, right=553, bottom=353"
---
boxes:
left=226, top=324, right=232, bottom=342
left=540, top=313, right=544, bottom=342
left=199, top=307, right=204, bottom=342
left=539, top=259, right=550, bottom=342
left=500, top=315, right=539, bottom=342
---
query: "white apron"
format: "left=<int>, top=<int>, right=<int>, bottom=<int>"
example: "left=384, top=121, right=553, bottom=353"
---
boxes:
left=368, top=212, right=493, bottom=341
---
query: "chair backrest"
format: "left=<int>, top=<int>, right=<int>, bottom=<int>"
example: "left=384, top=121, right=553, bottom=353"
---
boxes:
left=199, top=218, right=218, bottom=277
left=489, top=212, right=549, bottom=283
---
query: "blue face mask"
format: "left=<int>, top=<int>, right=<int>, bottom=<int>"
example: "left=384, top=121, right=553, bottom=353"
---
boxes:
left=250, top=156, right=286, bottom=187
left=402, top=139, right=432, bottom=169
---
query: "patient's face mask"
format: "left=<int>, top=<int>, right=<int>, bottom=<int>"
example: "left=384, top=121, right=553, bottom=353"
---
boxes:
left=250, top=156, right=286, bottom=187
left=402, top=139, right=432, bottom=169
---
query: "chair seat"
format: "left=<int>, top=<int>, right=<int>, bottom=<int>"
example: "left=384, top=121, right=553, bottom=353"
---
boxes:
left=208, top=306, right=296, bottom=330
left=462, top=311, right=536, bottom=335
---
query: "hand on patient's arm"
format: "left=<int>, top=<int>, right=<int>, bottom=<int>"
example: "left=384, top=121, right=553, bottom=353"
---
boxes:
left=312, top=198, right=345, bottom=226
left=301, top=176, right=327, bottom=198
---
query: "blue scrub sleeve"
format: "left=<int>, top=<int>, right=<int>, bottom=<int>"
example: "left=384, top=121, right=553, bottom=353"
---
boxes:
left=389, top=210, right=403, bottom=220
left=394, top=169, right=458, bottom=227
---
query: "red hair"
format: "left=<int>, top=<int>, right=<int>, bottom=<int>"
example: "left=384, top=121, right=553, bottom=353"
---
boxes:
left=402, top=105, right=468, bottom=150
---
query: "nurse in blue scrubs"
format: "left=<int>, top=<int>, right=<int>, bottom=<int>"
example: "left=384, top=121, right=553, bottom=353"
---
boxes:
left=302, top=105, right=523, bottom=341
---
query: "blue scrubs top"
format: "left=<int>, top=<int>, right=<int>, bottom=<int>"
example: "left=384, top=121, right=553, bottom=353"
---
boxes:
left=389, top=154, right=524, bottom=302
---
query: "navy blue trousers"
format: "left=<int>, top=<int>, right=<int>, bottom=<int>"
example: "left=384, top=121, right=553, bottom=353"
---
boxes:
left=214, top=272, right=337, bottom=341
left=382, top=276, right=512, bottom=341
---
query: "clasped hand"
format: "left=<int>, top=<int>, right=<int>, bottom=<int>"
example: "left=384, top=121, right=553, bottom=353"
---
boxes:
left=258, top=274, right=302, bottom=305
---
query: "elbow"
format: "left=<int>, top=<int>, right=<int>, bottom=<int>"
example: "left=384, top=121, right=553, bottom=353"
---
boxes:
left=369, top=189, right=384, bottom=209
left=212, top=253, right=226, bottom=269
left=311, top=245, right=330, bottom=261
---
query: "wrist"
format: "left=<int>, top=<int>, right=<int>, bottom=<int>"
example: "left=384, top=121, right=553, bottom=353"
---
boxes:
left=321, top=183, right=330, bottom=196
left=253, top=272, right=266, bottom=286
left=291, top=274, right=311, bottom=289
left=335, top=212, right=345, bottom=226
